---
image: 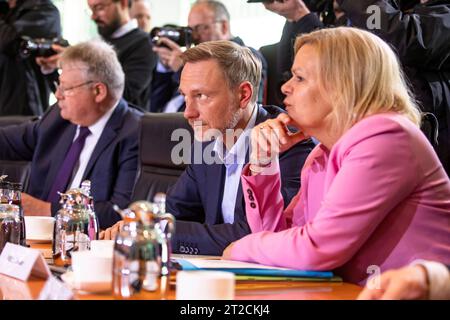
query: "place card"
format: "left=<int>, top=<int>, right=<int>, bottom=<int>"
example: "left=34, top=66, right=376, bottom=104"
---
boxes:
left=0, top=243, right=50, bottom=281
left=38, top=275, right=74, bottom=300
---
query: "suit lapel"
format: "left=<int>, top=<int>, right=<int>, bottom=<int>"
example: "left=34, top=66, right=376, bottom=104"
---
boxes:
left=82, top=100, right=126, bottom=180
left=43, top=124, right=77, bottom=198
left=205, top=150, right=226, bottom=224
left=255, top=105, right=269, bottom=126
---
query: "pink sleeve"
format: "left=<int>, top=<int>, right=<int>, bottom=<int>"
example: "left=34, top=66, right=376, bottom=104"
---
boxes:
left=231, top=119, right=420, bottom=271
left=241, top=158, right=300, bottom=233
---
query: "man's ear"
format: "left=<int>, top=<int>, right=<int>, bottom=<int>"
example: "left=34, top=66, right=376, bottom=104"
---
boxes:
left=221, top=20, right=230, bottom=37
left=238, top=81, right=253, bottom=109
left=93, top=83, right=108, bottom=103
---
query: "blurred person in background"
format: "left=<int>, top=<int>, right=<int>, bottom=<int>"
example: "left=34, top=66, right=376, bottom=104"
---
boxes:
left=0, top=0, right=61, bottom=116
left=130, top=0, right=151, bottom=33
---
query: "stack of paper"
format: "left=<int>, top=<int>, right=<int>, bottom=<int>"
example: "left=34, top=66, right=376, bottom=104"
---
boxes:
left=173, top=257, right=341, bottom=282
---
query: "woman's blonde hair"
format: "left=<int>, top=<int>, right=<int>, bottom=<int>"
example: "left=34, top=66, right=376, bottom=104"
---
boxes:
left=294, top=27, right=421, bottom=134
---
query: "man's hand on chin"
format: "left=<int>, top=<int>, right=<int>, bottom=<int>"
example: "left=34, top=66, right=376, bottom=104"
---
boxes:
left=21, top=193, right=51, bottom=216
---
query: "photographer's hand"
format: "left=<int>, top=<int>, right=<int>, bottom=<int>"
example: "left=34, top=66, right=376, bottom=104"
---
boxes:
left=35, top=44, right=66, bottom=73
left=153, top=37, right=184, bottom=72
left=263, top=0, right=311, bottom=22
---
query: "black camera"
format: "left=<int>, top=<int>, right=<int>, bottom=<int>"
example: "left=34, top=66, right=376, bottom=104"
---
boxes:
left=19, top=36, right=69, bottom=58
left=150, top=26, right=193, bottom=48
left=247, top=0, right=330, bottom=12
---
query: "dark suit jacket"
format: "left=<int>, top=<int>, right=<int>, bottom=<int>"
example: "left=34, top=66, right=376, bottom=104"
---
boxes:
left=166, top=105, right=314, bottom=255
left=108, top=29, right=157, bottom=111
left=0, top=99, right=143, bottom=229
left=0, top=0, right=62, bottom=116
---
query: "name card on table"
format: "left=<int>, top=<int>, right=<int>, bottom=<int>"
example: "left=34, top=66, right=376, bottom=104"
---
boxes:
left=0, top=243, right=50, bottom=281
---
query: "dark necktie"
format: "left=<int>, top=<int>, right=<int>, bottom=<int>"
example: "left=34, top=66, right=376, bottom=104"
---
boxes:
left=47, top=126, right=91, bottom=203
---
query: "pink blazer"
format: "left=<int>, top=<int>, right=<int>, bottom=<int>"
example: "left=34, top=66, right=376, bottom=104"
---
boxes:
left=229, top=113, right=450, bottom=285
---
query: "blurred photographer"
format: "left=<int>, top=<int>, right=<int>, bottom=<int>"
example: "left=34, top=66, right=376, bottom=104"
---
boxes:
left=130, top=0, right=151, bottom=33
left=0, top=0, right=61, bottom=116
left=150, top=0, right=267, bottom=113
left=253, top=0, right=327, bottom=107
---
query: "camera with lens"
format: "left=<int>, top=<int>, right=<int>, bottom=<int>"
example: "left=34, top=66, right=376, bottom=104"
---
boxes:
left=19, top=36, right=69, bottom=58
left=150, top=25, right=193, bottom=48
left=247, top=0, right=334, bottom=23
left=247, top=0, right=330, bottom=11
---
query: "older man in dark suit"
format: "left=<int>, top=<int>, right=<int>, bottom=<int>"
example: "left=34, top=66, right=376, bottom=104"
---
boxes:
left=0, top=40, right=142, bottom=229
left=102, top=40, right=313, bottom=255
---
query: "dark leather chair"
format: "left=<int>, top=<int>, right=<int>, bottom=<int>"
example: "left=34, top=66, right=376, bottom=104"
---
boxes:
left=0, top=115, right=38, bottom=189
left=131, top=112, right=193, bottom=202
left=259, top=42, right=284, bottom=107
left=421, top=112, right=439, bottom=147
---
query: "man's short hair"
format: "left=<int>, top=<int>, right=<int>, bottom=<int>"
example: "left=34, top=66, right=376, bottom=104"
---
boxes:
left=181, top=40, right=261, bottom=103
left=59, top=40, right=125, bottom=101
left=192, top=0, right=230, bottom=21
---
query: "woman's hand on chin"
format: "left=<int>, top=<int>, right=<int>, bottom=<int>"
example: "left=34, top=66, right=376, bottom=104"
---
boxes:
left=249, top=113, right=308, bottom=168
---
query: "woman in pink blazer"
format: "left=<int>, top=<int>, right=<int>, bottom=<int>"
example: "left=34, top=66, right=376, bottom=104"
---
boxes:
left=222, top=27, right=450, bottom=285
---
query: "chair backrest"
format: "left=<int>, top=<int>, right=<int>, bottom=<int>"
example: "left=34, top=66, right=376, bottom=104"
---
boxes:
left=0, top=116, right=38, bottom=189
left=259, top=42, right=284, bottom=107
left=0, top=115, right=38, bottom=127
left=131, top=112, right=193, bottom=202
left=420, top=112, right=439, bottom=147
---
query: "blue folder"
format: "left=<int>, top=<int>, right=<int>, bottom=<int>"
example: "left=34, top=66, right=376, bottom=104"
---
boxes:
left=175, top=259, right=334, bottom=279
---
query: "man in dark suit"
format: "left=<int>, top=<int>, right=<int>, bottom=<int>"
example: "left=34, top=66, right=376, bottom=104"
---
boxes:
left=0, top=40, right=142, bottom=229
left=102, top=40, right=313, bottom=255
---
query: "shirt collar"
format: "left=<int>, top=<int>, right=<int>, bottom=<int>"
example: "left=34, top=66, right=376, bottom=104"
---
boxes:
left=111, top=19, right=138, bottom=39
left=213, top=103, right=258, bottom=166
left=80, top=101, right=118, bottom=139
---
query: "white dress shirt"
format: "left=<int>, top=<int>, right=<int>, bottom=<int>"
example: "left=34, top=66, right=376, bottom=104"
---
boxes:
left=111, top=19, right=138, bottom=39
left=68, top=102, right=117, bottom=190
left=413, top=260, right=450, bottom=300
left=213, top=104, right=258, bottom=224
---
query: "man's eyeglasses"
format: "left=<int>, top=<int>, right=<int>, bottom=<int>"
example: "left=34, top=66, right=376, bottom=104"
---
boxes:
left=56, top=81, right=94, bottom=97
left=191, top=20, right=223, bottom=34
left=86, top=1, right=114, bottom=16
